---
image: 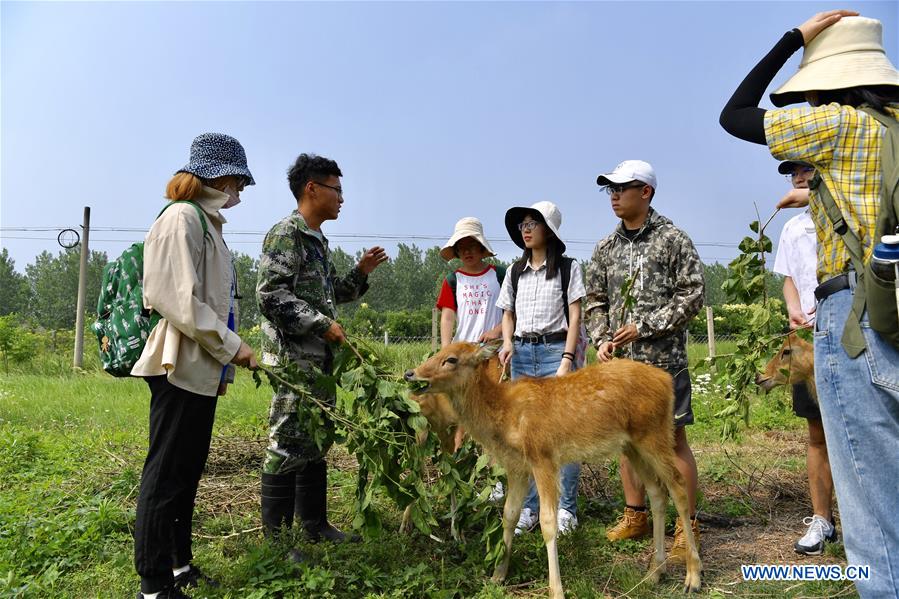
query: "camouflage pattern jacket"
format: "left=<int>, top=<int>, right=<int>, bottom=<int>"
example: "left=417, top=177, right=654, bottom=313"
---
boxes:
left=584, top=208, right=704, bottom=370
left=257, top=211, right=369, bottom=370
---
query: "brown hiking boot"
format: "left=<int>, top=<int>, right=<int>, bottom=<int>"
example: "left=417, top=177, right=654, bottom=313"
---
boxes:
left=605, top=507, right=650, bottom=541
left=670, top=516, right=700, bottom=563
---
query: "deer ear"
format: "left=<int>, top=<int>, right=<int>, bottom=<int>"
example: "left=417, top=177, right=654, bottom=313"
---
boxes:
left=475, top=339, right=502, bottom=361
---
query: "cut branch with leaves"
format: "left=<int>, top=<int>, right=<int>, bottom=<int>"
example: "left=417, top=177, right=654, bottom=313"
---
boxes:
left=252, top=340, right=505, bottom=566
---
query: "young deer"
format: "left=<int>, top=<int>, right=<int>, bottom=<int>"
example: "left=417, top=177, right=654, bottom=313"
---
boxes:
left=755, top=333, right=816, bottom=401
left=405, top=342, right=701, bottom=598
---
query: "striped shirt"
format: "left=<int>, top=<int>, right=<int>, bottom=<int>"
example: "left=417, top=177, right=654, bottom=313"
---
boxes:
left=496, top=258, right=585, bottom=336
left=764, top=103, right=899, bottom=281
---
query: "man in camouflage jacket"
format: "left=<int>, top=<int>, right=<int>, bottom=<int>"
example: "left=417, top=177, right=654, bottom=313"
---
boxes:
left=256, top=153, right=386, bottom=556
left=584, top=160, right=704, bottom=559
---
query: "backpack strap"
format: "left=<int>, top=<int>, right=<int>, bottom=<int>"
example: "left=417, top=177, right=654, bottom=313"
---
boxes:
left=495, top=264, right=507, bottom=285
left=509, top=259, right=526, bottom=302
left=157, top=200, right=211, bottom=239
left=447, top=271, right=457, bottom=297
left=809, top=173, right=868, bottom=356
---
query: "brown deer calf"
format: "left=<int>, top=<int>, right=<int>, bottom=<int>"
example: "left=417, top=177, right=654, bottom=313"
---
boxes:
left=405, top=342, right=701, bottom=598
left=755, top=333, right=816, bottom=400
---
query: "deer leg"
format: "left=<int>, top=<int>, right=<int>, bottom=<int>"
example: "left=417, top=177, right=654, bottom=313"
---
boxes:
left=644, top=446, right=702, bottom=593
left=493, top=469, right=529, bottom=583
left=449, top=492, right=461, bottom=542
left=534, top=463, right=564, bottom=599
left=624, top=446, right=667, bottom=584
left=399, top=503, right=413, bottom=534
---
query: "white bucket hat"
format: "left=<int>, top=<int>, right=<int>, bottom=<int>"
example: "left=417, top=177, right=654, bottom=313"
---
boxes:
left=440, top=217, right=496, bottom=261
left=504, top=201, right=566, bottom=253
left=771, top=16, right=899, bottom=107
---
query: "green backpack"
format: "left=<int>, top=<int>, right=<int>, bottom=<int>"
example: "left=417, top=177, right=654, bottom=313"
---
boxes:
left=811, top=106, right=899, bottom=356
left=92, top=201, right=209, bottom=376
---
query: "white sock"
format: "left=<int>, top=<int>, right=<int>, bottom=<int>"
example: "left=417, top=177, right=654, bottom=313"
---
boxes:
left=173, top=564, right=191, bottom=577
left=141, top=593, right=160, bottom=599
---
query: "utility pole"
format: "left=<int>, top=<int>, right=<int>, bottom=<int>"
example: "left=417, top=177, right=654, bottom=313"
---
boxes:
left=73, top=206, right=91, bottom=368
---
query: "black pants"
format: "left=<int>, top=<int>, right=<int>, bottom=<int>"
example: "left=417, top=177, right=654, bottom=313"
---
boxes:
left=134, top=375, right=217, bottom=593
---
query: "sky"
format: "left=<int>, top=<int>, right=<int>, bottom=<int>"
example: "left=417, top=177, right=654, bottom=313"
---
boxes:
left=2, top=1, right=898, bottom=271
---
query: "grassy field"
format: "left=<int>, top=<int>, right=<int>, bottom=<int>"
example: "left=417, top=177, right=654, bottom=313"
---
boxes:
left=0, top=343, right=857, bottom=598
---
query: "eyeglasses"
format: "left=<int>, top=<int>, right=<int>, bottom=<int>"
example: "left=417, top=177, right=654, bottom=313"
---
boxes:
left=784, top=167, right=815, bottom=180
left=603, top=182, right=645, bottom=195
left=314, top=181, right=343, bottom=197
left=517, top=221, right=540, bottom=232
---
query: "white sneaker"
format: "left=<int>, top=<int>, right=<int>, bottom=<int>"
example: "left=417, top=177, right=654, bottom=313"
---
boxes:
left=488, top=481, right=505, bottom=504
left=795, top=515, right=836, bottom=555
left=514, top=507, right=538, bottom=535
left=557, top=508, right=579, bottom=535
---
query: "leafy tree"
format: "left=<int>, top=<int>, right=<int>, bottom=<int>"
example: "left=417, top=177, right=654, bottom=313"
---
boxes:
left=24, top=248, right=108, bottom=330
left=0, top=249, right=28, bottom=316
left=0, top=315, right=40, bottom=372
left=232, top=252, right=260, bottom=330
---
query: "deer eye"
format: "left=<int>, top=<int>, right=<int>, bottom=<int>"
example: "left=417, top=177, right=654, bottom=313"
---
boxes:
left=443, top=357, right=458, bottom=366
left=781, top=348, right=792, bottom=357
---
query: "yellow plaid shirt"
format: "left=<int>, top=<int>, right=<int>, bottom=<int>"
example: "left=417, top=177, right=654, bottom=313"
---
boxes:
left=765, top=103, right=899, bottom=281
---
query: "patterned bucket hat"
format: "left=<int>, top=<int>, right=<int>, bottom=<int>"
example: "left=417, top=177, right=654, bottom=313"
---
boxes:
left=176, top=132, right=255, bottom=185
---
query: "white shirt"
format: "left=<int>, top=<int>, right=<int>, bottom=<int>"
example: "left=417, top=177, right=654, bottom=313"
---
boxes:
left=773, top=211, right=818, bottom=320
left=496, top=258, right=586, bottom=336
left=441, top=267, right=504, bottom=342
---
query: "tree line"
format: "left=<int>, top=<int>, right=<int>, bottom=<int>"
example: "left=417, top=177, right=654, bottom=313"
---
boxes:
left=0, top=246, right=783, bottom=333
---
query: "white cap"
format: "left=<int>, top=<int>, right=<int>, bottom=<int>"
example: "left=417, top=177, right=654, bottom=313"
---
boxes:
left=596, top=160, right=657, bottom=190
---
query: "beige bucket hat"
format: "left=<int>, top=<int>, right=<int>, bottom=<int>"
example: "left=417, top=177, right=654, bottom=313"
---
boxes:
left=440, top=217, right=496, bottom=261
left=771, top=16, right=899, bottom=107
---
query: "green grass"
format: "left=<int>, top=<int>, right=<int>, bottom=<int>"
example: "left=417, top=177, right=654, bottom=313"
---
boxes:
left=0, top=344, right=854, bottom=598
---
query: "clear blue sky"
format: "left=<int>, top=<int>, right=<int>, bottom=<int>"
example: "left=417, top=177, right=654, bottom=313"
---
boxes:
left=2, top=1, right=897, bottom=270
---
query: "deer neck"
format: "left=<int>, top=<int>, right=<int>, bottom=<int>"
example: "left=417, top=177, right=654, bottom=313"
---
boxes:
left=446, top=366, right=508, bottom=439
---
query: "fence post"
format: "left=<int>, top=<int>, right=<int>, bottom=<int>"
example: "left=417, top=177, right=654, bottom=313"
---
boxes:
left=73, top=206, right=91, bottom=369
left=706, top=305, right=716, bottom=359
left=384, top=330, right=389, bottom=346
left=431, top=307, right=439, bottom=352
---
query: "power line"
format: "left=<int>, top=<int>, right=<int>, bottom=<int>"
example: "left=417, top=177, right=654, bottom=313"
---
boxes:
left=1, top=226, right=741, bottom=248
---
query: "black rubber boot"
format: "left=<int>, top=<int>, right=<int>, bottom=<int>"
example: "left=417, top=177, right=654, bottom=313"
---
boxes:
left=295, top=460, right=361, bottom=544
left=261, top=472, right=306, bottom=563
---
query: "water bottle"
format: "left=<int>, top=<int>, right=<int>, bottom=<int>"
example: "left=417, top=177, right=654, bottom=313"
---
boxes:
left=871, top=234, right=899, bottom=282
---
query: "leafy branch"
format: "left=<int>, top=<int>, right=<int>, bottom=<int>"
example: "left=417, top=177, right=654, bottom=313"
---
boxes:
left=700, top=207, right=782, bottom=438
left=253, top=341, right=504, bottom=567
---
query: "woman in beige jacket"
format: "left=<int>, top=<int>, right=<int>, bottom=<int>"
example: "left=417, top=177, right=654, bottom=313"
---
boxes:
left=131, top=133, right=258, bottom=599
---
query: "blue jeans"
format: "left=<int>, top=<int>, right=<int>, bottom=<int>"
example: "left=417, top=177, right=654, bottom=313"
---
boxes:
left=510, top=339, right=581, bottom=516
left=815, top=287, right=899, bottom=598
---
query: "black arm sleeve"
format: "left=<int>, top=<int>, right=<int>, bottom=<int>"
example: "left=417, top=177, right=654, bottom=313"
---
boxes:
left=719, top=29, right=804, bottom=145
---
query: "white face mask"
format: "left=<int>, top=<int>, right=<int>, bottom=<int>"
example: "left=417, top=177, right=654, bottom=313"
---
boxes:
left=222, top=185, right=241, bottom=209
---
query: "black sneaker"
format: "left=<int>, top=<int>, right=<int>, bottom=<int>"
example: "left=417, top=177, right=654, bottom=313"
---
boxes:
left=173, top=565, right=220, bottom=590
